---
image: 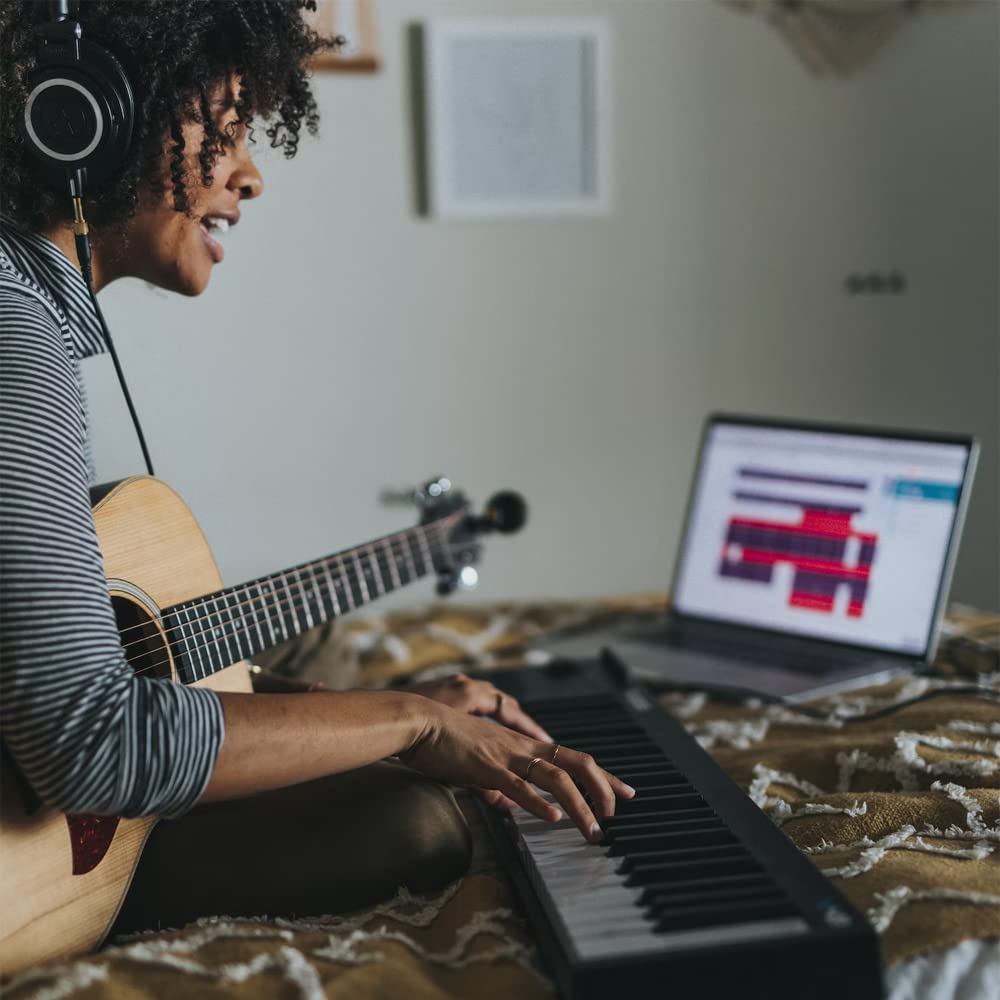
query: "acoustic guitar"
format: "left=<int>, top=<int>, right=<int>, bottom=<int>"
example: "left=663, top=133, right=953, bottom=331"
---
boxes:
left=0, top=474, right=524, bottom=975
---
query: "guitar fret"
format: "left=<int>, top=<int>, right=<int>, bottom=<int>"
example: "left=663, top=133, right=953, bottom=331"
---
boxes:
left=334, top=556, right=356, bottom=611
left=195, top=601, right=220, bottom=675
left=400, top=531, right=418, bottom=581
left=275, top=572, right=293, bottom=641
left=351, top=550, right=370, bottom=604
left=190, top=604, right=208, bottom=678
left=176, top=604, right=201, bottom=680
left=159, top=513, right=466, bottom=685
left=382, top=537, right=402, bottom=590
left=320, top=559, right=341, bottom=617
left=215, top=595, right=239, bottom=666
left=247, top=583, right=266, bottom=652
left=200, top=599, right=220, bottom=669
left=404, top=531, right=424, bottom=576
left=256, top=581, right=278, bottom=648
left=291, top=567, right=315, bottom=631
left=367, top=545, right=386, bottom=597
left=416, top=529, right=434, bottom=578
left=229, top=591, right=251, bottom=662
left=305, top=564, right=330, bottom=624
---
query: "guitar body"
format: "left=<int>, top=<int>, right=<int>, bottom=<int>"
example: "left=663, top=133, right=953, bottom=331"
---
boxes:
left=0, top=477, right=252, bottom=976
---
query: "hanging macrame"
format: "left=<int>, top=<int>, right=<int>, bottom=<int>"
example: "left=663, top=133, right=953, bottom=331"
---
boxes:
left=725, top=1, right=963, bottom=75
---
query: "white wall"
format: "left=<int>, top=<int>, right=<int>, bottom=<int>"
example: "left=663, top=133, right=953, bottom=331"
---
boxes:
left=88, top=0, right=999, bottom=611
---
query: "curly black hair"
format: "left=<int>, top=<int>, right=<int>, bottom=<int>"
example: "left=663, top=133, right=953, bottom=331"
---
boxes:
left=0, top=0, right=338, bottom=232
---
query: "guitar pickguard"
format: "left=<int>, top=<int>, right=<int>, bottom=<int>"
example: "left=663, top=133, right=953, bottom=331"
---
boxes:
left=67, top=814, right=121, bottom=875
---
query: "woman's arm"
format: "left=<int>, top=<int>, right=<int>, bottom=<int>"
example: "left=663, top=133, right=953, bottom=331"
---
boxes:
left=203, top=688, right=635, bottom=844
left=0, top=298, right=224, bottom=820
left=201, top=689, right=424, bottom=800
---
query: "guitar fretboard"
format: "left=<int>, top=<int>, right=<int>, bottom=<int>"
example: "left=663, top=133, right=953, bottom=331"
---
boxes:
left=160, top=515, right=460, bottom=684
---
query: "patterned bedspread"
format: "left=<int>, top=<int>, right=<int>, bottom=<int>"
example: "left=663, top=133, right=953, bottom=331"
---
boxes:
left=6, top=598, right=998, bottom=998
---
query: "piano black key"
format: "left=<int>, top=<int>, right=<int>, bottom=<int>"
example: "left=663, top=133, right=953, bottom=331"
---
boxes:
left=654, top=894, right=798, bottom=933
left=624, top=854, right=762, bottom=887
left=612, top=782, right=693, bottom=796
left=604, top=809, right=718, bottom=831
left=643, top=879, right=776, bottom=911
left=545, top=721, right=643, bottom=739
left=474, top=661, right=882, bottom=999
left=528, top=703, right=625, bottom=721
left=608, top=838, right=747, bottom=862
left=610, top=761, right=680, bottom=777
left=611, top=825, right=737, bottom=850
left=614, top=771, right=688, bottom=789
left=574, top=737, right=661, bottom=754
left=613, top=791, right=706, bottom=814
left=593, top=752, right=669, bottom=767
left=637, top=870, right=776, bottom=903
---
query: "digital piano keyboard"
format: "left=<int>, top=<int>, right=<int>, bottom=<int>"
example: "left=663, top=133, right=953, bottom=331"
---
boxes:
left=474, top=656, right=883, bottom=999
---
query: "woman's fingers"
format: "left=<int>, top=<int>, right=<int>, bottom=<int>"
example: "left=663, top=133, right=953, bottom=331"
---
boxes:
left=496, top=696, right=552, bottom=742
left=478, top=787, right=519, bottom=812
left=494, top=771, right=563, bottom=824
left=603, top=770, right=637, bottom=801
left=466, top=681, right=552, bottom=742
left=556, top=749, right=636, bottom=820
left=527, top=760, right=606, bottom=842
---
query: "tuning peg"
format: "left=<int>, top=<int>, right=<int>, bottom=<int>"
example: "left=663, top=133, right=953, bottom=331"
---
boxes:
left=379, top=487, right=419, bottom=507
left=424, top=476, right=451, bottom=498
left=380, top=478, right=453, bottom=507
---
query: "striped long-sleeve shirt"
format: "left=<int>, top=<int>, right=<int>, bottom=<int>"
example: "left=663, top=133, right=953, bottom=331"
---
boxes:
left=0, top=222, right=224, bottom=819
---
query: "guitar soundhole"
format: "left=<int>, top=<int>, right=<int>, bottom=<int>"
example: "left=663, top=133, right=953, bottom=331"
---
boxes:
left=112, top=595, right=171, bottom=680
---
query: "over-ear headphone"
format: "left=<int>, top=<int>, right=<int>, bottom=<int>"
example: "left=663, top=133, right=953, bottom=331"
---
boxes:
left=21, top=1, right=155, bottom=477
left=22, top=0, right=134, bottom=196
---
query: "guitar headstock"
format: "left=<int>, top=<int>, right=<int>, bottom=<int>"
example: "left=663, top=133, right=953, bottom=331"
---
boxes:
left=387, top=476, right=527, bottom=596
left=414, top=477, right=478, bottom=594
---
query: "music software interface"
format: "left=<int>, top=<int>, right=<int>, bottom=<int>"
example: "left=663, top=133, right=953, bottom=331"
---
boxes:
left=673, top=424, right=970, bottom=655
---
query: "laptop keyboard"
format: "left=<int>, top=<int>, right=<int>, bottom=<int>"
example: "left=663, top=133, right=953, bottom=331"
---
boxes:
left=625, top=623, right=876, bottom=676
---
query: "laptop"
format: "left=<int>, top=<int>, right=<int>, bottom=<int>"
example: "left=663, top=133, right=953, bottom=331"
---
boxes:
left=544, top=414, right=979, bottom=702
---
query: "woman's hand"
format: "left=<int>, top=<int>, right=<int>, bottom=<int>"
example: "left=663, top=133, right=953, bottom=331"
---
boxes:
left=399, top=699, right=635, bottom=844
left=408, top=672, right=551, bottom=742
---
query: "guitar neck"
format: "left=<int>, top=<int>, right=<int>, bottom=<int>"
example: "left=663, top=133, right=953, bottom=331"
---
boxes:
left=161, top=513, right=462, bottom=684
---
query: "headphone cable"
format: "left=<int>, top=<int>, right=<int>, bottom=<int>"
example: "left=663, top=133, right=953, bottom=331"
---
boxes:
left=70, top=185, right=156, bottom=478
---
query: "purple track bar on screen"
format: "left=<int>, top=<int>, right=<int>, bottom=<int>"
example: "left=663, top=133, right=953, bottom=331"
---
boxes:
left=731, top=491, right=863, bottom=515
left=737, top=467, right=868, bottom=490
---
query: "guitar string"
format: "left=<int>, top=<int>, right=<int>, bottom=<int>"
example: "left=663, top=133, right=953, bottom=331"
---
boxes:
left=123, top=519, right=455, bottom=677
left=123, top=520, right=457, bottom=680
left=115, top=514, right=459, bottom=650
left=124, top=529, right=449, bottom=682
left=112, top=514, right=454, bottom=645
left=126, top=520, right=454, bottom=676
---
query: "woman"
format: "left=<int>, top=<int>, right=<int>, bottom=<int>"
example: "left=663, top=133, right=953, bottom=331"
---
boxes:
left=0, top=1, right=633, bottom=932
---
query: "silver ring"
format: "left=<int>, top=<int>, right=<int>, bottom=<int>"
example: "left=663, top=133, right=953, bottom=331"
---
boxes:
left=525, top=757, right=543, bottom=782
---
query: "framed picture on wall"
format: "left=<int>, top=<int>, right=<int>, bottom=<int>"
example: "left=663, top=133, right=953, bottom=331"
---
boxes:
left=306, top=0, right=380, bottom=73
left=422, top=18, right=611, bottom=219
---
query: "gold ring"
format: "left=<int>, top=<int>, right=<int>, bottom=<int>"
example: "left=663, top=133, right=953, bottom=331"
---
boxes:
left=493, top=693, right=504, bottom=718
left=525, top=757, right=543, bottom=782
left=550, top=744, right=561, bottom=765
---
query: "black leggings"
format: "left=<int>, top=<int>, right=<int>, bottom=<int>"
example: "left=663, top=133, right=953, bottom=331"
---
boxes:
left=111, top=762, right=472, bottom=935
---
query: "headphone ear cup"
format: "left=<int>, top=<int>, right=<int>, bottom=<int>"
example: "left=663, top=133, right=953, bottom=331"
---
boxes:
left=23, top=36, right=134, bottom=192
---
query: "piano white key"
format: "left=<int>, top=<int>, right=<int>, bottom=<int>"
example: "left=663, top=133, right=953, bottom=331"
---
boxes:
left=572, top=926, right=666, bottom=960
left=511, top=799, right=814, bottom=964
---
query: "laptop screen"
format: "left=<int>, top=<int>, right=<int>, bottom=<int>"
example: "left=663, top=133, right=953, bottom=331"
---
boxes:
left=672, top=419, right=974, bottom=657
